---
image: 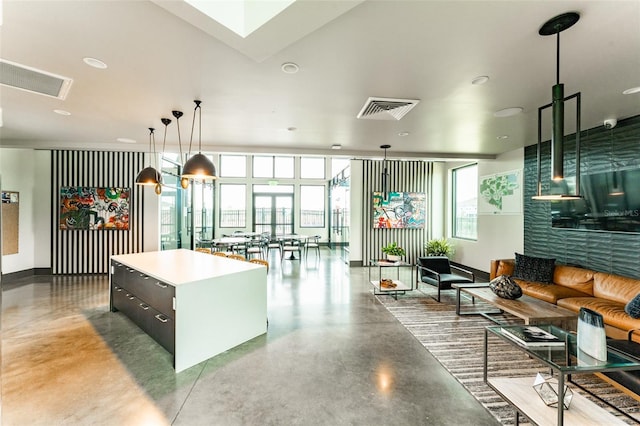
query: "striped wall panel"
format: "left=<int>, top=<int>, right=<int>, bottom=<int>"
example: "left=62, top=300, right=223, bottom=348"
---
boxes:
left=361, top=160, right=430, bottom=265
left=51, top=150, right=145, bottom=274
left=524, top=115, right=640, bottom=278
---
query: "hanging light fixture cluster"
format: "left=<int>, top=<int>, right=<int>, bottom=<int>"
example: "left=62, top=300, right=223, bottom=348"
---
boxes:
left=135, top=100, right=217, bottom=194
left=532, top=12, right=582, bottom=201
left=380, top=144, right=391, bottom=200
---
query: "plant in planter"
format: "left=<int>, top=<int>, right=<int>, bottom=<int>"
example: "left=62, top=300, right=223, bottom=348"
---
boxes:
left=381, top=242, right=406, bottom=261
left=424, top=238, right=454, bottom=257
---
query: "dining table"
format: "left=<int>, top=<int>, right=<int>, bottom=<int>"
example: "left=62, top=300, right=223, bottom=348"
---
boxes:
left=277, top=235, right=309, bottom=260
left=211, top=237, right=251, bottom=255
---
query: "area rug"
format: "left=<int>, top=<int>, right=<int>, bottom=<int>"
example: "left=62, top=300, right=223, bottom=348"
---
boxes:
left=375, top=286, right=640, bottom=425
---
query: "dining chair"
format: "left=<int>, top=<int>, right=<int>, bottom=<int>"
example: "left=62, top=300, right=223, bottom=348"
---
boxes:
left=305, top=235, right=321, bottom=259
left=246, top=238, right=267, bottom=260
left=249, top=258, right=269, bottom=271
left=280, top=238, right=302, bottom=262
left=195, top=247, right=212, bottom=254
left=212, top=251, right=228, bottom=257
left=228, top=254, right=246, bottom=261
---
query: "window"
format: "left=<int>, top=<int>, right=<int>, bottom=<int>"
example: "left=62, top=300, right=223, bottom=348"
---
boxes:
left=252, top=156, right=294, bottom=178
left=300, top=185, right=325, bottom=227
left=300, top=157, right=325, bottom=179
left=220, top=155, right=246, bottom=177
left=331, top=158, right=350, bottom=178
left=219, top=184, right=246, bottom=227
left=452, top=164, right=477, bottom=240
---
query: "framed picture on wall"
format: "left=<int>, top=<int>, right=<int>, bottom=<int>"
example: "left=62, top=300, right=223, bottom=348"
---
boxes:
left=478, top=170, right=522, bottom=215
left=59, top=187, right=130, bottom=230
left=373, top=191, right=426, bottom=229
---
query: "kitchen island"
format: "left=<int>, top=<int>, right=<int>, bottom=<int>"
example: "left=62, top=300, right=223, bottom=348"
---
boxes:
left=110, top=249, right=267, bottom=372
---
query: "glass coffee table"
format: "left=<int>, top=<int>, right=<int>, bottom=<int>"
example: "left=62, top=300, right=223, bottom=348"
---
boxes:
left=484, top=324, right=640, bottom=425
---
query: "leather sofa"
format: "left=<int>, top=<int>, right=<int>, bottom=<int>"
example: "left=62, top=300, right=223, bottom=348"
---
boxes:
left=490, top=259, right=640, bottom=343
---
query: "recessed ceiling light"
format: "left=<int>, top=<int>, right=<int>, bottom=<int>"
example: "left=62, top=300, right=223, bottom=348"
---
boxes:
left=497, top=135, right=509, bottom=140
left=116, top=137, right=137, bottom=144
left=472, top=75, right=490, bottom=85
left=287, top=126, right=297, bottom=131
left=83, top=57, right=108, bottom=69
left=281, top=62, right=299, bottom=74
left=494, top=107, right=523, bottom=117
left=398, top=131, right=410, bottom=137
left=53, top=109, right=71, bottom=116
left=331, top=144, right=342, bottom=150
left=623, top=86, right=640, bottom=95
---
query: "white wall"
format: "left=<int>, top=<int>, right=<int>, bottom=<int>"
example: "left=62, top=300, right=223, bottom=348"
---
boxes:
left=0, top=148, right=51, bottom=274
left=348, top=159, right=363, bottom=263
left=447, top=148, right=524, bottom=272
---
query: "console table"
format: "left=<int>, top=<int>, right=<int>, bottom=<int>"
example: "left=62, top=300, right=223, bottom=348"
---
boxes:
left=484, top=324, right=640, bottom=425
left=110, top=249, right=267, bottom=372
left=368, top=259, right=414, bottom=299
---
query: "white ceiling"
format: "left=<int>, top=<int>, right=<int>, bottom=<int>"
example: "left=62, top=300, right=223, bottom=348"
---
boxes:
left=1, top=0, right=639, bottom=161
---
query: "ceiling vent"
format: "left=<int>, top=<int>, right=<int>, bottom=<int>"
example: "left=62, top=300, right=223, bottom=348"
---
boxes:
left=0, top=59, right=73, bottom=100
left=357, top=97, right=420, bottom=120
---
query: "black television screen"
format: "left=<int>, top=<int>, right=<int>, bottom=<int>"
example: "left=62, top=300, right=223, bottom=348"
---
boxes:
left=551, top=168, right=640, bottom=233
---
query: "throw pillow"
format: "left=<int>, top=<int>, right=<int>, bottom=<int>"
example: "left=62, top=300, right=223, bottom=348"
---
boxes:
left=512, top=253, right=555, bottom=283
left=489, top=275, right=523, bottom=300
left=625, top=293, right=640, bottom=319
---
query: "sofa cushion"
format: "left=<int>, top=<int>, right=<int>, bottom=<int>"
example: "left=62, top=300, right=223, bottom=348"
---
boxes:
left=593, top=272, right=640, bottom=305
left=625, top=293, right=640, bottom=319
left=514, top=279, right=592, bottom=304
left=513, top=253, right=555, bottom=283
left=553, top=265, right=595, bottom=296
left=558, top=297, right=640, bottom=332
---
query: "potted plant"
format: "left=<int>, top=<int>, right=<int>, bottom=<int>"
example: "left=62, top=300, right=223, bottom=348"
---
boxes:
left=381, top=242, right=406, bottom=262
left=424, top=238, right=454, bottom=257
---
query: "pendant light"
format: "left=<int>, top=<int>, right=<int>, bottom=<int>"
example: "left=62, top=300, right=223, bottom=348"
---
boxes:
left=380, top=144, right=390, bottom=200
left=171, top=109, right=190, bottom=189
left=532, top=12, right=582, bottom=201
left=181, top=100, right=217, bottom=182
left=135, top=127, right=162, bottom=189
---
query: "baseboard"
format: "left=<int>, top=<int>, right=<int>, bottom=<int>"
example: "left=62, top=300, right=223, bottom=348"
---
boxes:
left=1, top=268, right=52, bottom=282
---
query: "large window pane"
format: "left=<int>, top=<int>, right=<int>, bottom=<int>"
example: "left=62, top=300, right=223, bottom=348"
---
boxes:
left=331, top=158, right=350, bottom=178
left=253, top=156, right=273, bottom=178
left=300, top=185, right=325, bottom=227
left=220, top=155, right=246, bottom=177
left=452, top=164, right=477, bottom=240
left=219, top=184, right=246, bottom=227
left=301, top=157, right=325, bottom=179
left=274, top=156, right=294, bottom=178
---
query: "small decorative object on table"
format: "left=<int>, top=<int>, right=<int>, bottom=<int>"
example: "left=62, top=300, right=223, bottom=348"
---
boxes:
left=532, top=372, right=573, bottom=409
left=380, top=279, right=397, bottom=289
left=489, top=275, right=522, bottom=299
left=577, top=307, right=607, bottom=361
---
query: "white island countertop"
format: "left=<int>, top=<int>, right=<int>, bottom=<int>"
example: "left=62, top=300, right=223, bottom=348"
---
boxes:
left=111, top=249, right=263, bottom=286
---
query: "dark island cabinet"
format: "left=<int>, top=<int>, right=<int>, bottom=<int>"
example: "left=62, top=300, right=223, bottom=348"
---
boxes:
left=110, top=260, right=175, bottom=355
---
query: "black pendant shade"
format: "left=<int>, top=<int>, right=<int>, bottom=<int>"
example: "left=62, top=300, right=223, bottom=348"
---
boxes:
left=532, top=12, right=582, bottom=201
left=181, top=100, right=217, bottom=181
left=135, top=127, right=162, bottom=189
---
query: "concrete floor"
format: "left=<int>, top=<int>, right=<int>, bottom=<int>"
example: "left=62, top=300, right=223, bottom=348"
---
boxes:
left=1, top=249, right=499, bottom=425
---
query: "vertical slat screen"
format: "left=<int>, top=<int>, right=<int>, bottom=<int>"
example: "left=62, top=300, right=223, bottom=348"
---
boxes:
left=361, top=160, right=430, bottom=265
left=51, top=150, right=145, bottom=274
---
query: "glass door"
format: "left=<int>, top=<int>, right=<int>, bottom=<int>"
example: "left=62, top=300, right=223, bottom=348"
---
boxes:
left=253, top=192, right=294, bottom=237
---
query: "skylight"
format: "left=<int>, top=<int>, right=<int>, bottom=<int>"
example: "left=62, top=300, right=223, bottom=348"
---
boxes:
left=184, top=0, right=296, bottom=38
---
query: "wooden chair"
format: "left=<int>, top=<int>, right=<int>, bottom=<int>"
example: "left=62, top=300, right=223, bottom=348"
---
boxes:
left=228, top=254, right=246, bottom=261
left=195, top=247, right=212, bottom=254
left=212, top=251, right=228, bottom=257
left=249, top=258, right=269, bottom=271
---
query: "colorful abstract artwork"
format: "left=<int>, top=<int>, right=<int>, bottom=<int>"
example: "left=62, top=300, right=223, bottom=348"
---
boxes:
left=373, top=192, right=426, bottom=229
left=60, top=187, right=130, bottom=230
